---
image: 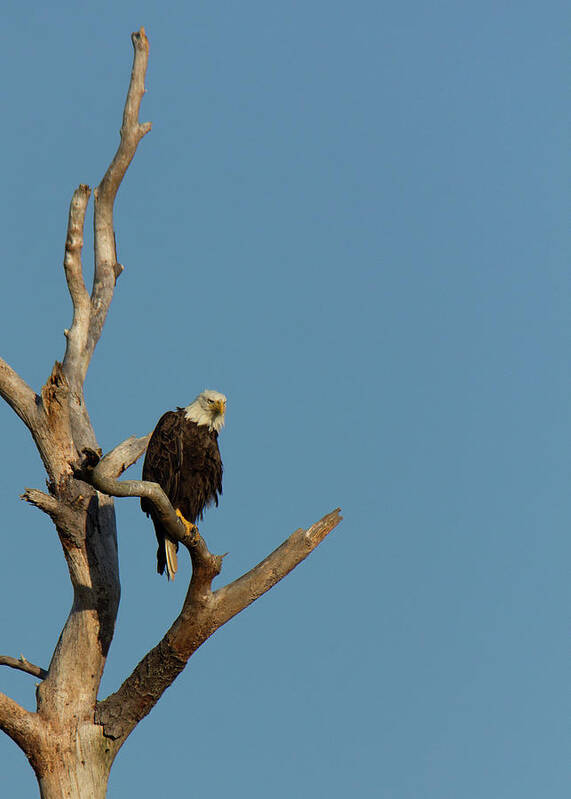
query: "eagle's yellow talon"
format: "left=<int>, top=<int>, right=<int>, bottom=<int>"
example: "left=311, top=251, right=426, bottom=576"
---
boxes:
left=175, top=509, right=200, bottom=543
left=176, top=508, right=193, bottom=534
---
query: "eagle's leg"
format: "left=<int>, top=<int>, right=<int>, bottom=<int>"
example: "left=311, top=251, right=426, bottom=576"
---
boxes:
left=176, top=508, right=200, bottom=543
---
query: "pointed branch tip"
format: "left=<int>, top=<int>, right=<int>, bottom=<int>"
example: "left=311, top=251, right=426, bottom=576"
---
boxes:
left=132, top=27, right=149, bottom=50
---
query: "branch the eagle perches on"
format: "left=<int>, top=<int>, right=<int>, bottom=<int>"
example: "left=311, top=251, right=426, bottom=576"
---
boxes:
left=78, top=441, right=342, bottom=740
left=11, top=428, right=342, bottom=741
left=78, top=440, right=225, bottom=602
left=0, top=26, right=342, bottom=792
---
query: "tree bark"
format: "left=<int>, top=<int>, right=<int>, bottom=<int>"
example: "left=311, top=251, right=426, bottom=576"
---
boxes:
left=0, top=28, right=342, bottom=798
left=34, top=723, right=113, bottom=799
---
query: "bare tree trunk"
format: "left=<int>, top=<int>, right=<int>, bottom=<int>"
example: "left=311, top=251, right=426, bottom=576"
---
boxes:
left=0, top=29, right=341, bottom=798
left=35, top=723, right=113, bottom=799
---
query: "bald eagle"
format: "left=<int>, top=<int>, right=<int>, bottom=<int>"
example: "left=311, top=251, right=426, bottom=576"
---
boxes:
left=141, top=390, right=226, bottom=580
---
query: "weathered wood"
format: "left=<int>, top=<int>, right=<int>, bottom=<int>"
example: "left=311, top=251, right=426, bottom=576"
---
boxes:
left=94, top=506, right=341, bottom=744
left=0, top=357, right=39, bottom=431
left=0, top=655, right=48, bottom=680
left=62, top=183, right=91, bottom=388
left=90, top=27, right=151, bottom=365
left=0, top=29, right=152, bottom=798
left=0, top=28, right=342, bottom=799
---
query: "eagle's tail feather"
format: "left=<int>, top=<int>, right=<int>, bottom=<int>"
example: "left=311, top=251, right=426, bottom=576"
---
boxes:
left=165, top=538, right=178, bottom=581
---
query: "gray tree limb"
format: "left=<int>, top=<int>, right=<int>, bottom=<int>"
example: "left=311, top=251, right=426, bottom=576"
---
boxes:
left=0, top=358, right=39, bottom=432
left=90, top=27, right=151, bottom=367
left=95, top=508, right=341, bottom=743
left=62, top=184, right=92, bottom=390
left=81, top=438, right=342, bottom=744
left=78, top=437, right=198, bottom=550
left=0, top=692, right=40, bottom=757
left=0, top=655, right=48, bottom=680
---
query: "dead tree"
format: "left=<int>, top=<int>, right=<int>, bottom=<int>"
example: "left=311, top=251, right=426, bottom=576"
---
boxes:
left=0, top=29, right=341, bottom=799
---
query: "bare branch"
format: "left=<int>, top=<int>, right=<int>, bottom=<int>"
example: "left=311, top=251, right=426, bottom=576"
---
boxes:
left=93, top=434, right=151, bottom=476
left=62, top=184, right=92, bottom=387
left=211, top=509, right=343, bottom=624
left=0, top=357, right=38, bottom=430
left=20, top=488, right=61, bottom=517
left=81, top=439, right=226, bottom=626
left=0, top=655, right=48, bottom=680
left=20, top=488, right=82, bottom=544
left=78, top=440, right=198, bottom=551
left=95, top=508, right=342, bottom=743
left=98, top=26, right=151, bottom=209
left=89, top=27, right=151, bottom=364
left=87, top=443, right=342, bottom=742
left=0, top=691, right=40, bottom=754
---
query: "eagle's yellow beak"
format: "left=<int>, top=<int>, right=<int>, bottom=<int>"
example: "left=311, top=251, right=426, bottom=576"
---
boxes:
left=214, top=400, right=226, bottom=415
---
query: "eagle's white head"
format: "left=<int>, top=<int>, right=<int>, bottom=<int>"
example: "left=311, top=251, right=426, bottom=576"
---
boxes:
left=184, top=389, right=227, bottom=432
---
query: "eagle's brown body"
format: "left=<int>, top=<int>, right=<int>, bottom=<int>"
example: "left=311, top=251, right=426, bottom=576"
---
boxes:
left=141, top=407, right=223, bottom=577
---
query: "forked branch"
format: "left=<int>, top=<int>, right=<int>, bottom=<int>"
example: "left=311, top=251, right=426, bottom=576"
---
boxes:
left=85, top=436, right=342, bottom=744
left=58, top=28, right=152, bottom=396
left=77, top=438, right=197, bottom=551
left=96, top=508, right=341, bottom=742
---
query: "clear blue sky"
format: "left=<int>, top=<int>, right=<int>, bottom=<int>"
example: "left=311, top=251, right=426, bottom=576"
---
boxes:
left=0, top=2, right=568, bottom=797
